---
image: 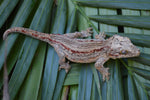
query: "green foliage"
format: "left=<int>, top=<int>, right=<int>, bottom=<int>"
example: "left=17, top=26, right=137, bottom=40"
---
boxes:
left=0, top=0, right=150, bottom=100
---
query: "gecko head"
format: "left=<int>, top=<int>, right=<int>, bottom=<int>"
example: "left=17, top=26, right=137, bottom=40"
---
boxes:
left=108, top=35, right=140, bottom=59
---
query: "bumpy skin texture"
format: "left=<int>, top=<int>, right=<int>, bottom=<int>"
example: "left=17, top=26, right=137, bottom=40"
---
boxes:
left=3, top=27, right=140, bottom=81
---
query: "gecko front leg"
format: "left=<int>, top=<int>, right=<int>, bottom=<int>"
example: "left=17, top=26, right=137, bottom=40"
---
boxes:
left=95, top=56, right=110, bottom=81
left=53, top=45, right=71, bottom=73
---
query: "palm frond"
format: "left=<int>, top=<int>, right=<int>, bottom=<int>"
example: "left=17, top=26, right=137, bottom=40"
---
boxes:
left=0, top=0, right=150, bottom=99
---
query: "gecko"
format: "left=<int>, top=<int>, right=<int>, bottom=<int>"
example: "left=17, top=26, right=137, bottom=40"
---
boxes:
left=3, top=27, right=140, bottom=81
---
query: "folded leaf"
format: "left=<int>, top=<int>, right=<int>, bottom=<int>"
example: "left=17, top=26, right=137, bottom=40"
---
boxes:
left=76, top=0, right=150, bottom=10
left=78, top=64, right=93, bottom=100
left=8, top=0, right=54, bottom=99
left=89, top=15, right=150, bottom=29
left=134, top=76, right=149, bottom=100
left=42, top=0, right=67, bottom=100
left=0, top=0, right=37, bottom=71
left=18, top=42, right=46, bottom=100
left=132, top=67, right=150, bottom=80
left=106, top=60, right=124, bottom=100
left=128, top=74, right=138, bottom=100
left=144, top=83, right=150, bottom=91
left=0, top=0, right=19, bottom=28
left=131, top=53, right=150, bottom=66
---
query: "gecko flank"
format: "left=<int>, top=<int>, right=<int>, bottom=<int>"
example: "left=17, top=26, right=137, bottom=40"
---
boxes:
left=3, top=27, right=140, bottom=81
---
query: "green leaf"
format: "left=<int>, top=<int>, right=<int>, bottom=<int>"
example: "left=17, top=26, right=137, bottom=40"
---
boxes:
left=105, top=32, right=150, bottom=48
left=106, top=60, right=124, bottom=100
left=66, top=9, right=77, bottom=33
left=127, top=74, right=138, bottom=100
left=63, top=8, right=79, bottom=86
left=131, top=53, right=150, bottom=66
left=17, top=42, right=46, bottom=100
left=0, top=0, right=150, bottom=99
left=132, top=67, right=150, bottom=80
left=41, top=47, right=59, bottom=100
left=53, top=1, right=78, bottom=99
left=144, top=83, right=150, bottom=91
left=89, top=15, right=150, bottom=29
left=91, top=81, right=100, bottom=100
left=134, top=76, right=149, bottom=100
left=76, top=0, right=150, bottom=10
left=64, top=65, right=81, bottom=85
left=91, top=65, right=102, bottom=100
left=0, top=0, right=38, bottom=71
left=42, top=0, right=67, bottom=100
left=0, top=0, right=19, bottom=28
left=77, top=64, right=93, bottom=100
left=0, top=35, right=24, bottom=88
left=51, top=0, right=67, bottom=33
left=8, top=0, right=54, bottom=99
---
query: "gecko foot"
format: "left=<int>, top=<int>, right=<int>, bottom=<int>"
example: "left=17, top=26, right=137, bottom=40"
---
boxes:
left=59, top=62, right=71, bottom=73
left=96, top=67, right=110, bottom=81
left=80, top=27, right=93, bottom=38
left=95, top=32, right=106, bottom=40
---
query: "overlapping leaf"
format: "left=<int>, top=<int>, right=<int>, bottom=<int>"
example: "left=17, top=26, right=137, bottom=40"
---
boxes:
left=0, top=0, right=41, bottom=88
left=0, top=0, right=19, bottom=28
left=0, top=0, right=39, bottom=71
left=75, top=0, right=150, bottom=10
left=131, top=53, right=150, bottom=66
left=42, top=0, right=67, bottom=100
left=8, top=0, right=54, bottom=99
left=78, top=64, right=93, bottom=100
left=17, top=42, right=46, bottom=100
left=131, top=66, right=150, bottom=80
left=89, top=15, right=150, bottom=29
left=0, top=0, right=150, bottom=99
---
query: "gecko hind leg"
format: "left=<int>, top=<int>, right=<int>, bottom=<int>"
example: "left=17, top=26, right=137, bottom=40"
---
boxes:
left=54, top=45, right=71, bottom=73
left=95, top=57, right=110, bottom=81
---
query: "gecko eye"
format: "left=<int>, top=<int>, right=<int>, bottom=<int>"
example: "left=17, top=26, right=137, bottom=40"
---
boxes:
left=120, top=50, right=128, bottom=55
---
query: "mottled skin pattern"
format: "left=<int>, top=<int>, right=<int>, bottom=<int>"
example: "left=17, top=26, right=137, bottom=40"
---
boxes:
left=3, top=27, right=140, bottom=81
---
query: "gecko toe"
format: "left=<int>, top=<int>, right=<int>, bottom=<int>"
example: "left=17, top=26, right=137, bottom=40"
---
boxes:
left=87, top=27, right=93, bottom=34
left=96, top=67, right=110, bottom=81
left=59, top=63, right=71, bottom=73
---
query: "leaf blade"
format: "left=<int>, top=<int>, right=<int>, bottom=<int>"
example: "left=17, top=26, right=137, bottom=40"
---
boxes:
left=0, top=0, right=19, bottom=28
left=89, top=15, right=150, bottom=29
left=0, top=0, right=38, bottom=71
left=8, top=0, right=54, bottom=99
left=77, top=64, right=93, bottom=100
left=131, top=53, right=150, bottom=66
left=42, top=0, right=67, bottom=100
left=18, top=42, right=46, bottom=100
left=76, top=0, right=150, bottom=10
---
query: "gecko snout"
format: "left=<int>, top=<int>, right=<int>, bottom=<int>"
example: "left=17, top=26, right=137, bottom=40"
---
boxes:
left=130, top=46, right=140, bottom=57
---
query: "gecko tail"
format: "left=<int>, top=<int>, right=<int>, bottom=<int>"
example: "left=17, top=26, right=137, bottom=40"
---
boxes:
left=3, top=27, right=54, bottom=45
left=3, top=28, right=11, bottom=40
left=3, top=27, right=23, bottom=40
left=3, top=27, right=50, bottom=41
